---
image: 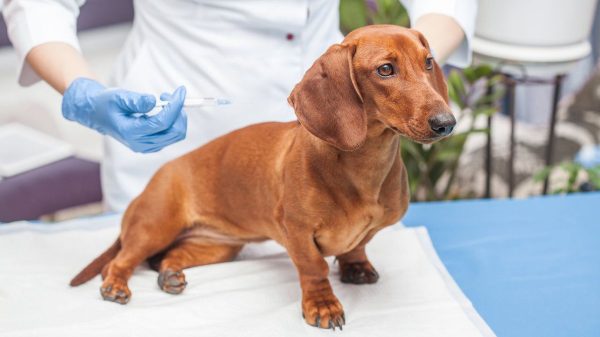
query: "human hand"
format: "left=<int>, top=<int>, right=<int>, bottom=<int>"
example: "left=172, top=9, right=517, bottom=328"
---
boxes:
left=61, top=78, right=187, bottom=153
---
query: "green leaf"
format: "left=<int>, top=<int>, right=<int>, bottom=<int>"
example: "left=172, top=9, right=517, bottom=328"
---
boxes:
left=462, top=67, right=478, bottom=83
left=339, top=0, right=368, bottom=34
left=448, top=88, right=462, bottom=109
left=435, top=148, right=461, bottom=162
left=476, top=88, right=505, bottom=106
left=473, top=64, right=494, bottom=78
left=467, top=128, right=490, bottom=134
left=587, top=165, right=600, bottom=176
left=429, top=161, right=449, bottom=185
left=488, top=74, right=505, bottom=86
left=560, top=161, right=582, bottom=175
left=401, top=140, right=426, bottom=162
left=566, top=163, right=581, bottom=191
left=462, top=64, right=494, bottom=84
left=427, top=134, right=467, bottom=166
left=534, top=166, right=552, bottom=182
left=473, top=106, right=498, bottom=117
left=447, top=71, right=466, bottom=108
left=373, top=0, right=409, bottom=26
left=589, top=176, right=600, bottom=189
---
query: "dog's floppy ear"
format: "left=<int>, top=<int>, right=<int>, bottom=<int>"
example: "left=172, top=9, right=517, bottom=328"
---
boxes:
left=431, top=60, right=449, bottom=104
left=412, top=29, right=449, bottom=104
left=288, top=43, right=366, bottom=151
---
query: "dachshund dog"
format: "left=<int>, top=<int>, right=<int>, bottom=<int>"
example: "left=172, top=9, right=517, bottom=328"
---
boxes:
left=70, top=25, right=455, bottom=330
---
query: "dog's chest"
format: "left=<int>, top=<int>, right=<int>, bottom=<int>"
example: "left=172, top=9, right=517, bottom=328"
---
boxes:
left=314, top=202, right=388, bottom=257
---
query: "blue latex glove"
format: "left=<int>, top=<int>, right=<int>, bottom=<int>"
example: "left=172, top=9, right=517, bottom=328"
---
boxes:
left=62, top=78, right=187, bottom=153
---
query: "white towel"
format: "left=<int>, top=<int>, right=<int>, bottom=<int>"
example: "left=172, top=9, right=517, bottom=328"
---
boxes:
left=0, top=215, right=495, bottom=337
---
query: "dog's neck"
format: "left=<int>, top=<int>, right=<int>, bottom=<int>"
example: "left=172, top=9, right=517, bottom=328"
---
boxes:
left=300, top=119, right=401, bottom=198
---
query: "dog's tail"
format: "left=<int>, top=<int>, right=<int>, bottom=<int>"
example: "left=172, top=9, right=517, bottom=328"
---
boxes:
left=70, top=239, right=121, bottom=287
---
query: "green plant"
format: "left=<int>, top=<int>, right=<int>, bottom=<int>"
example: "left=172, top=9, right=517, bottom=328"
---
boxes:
left=340, top=0, right=409, bottom=34
left=534, top=162, right=600, bottom=194
left=401, top=65, right=505, bottom=201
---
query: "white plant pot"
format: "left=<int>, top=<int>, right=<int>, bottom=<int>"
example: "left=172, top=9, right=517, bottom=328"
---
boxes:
left=473, top=0, right=598, bottom=76
left=476, top=0, right=597, bottom=47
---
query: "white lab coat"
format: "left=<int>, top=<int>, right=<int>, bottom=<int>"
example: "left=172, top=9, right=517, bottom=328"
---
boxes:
left=2, top=0, right=476, bottom=211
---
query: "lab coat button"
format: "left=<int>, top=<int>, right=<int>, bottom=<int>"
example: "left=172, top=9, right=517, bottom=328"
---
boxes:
left=286, top=33, right=295, bottom=41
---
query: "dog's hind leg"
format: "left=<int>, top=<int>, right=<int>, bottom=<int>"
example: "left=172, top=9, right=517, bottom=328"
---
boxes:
left=156, top=240, right=243, bottom=294
left=336, top=231, right=379, bottom=284
left=100, top=211, right=189, bottom=304
left=336, top=245, right=379, bottom=284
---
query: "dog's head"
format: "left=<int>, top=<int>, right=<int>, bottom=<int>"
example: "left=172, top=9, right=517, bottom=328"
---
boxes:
left=288, top=25, right=455, bottom=151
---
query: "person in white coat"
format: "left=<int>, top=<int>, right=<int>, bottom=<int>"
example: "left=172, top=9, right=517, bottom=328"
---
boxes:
left=1, top=0, right=476, bottom=211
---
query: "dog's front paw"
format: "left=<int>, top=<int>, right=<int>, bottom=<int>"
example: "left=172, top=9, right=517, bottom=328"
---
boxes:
left=100, top=277, right=131, bottom=304
left=158, top=269, right=187, bottom=294
left=340, top=261, right=379, bottom=284
left=302, top=291, right=345, bottom=330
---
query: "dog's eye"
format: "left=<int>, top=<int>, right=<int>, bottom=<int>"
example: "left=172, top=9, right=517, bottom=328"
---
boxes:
left=425, top=56, right=434, bottom=70
left=377, top=63, right=394, bottom=77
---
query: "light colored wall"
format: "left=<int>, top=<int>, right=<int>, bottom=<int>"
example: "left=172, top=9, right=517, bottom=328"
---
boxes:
left=0, top=23, right=131, bottom=161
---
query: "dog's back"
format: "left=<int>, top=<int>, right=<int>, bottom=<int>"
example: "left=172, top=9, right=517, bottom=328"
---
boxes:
left=143, top=121, right=301, bottom=239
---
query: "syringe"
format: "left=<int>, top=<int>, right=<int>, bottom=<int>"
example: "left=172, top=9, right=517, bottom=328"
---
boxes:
left=155, top=97, right=231, bottom=108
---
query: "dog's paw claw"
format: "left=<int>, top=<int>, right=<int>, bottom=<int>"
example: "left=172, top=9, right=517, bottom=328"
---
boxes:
left=158, top=269, right=187, bottom=294
left=337, top=315, right=345, bottom=330
left=302, top=292, right=345, bottom=330
left=100, top=279, right=130, bottom=304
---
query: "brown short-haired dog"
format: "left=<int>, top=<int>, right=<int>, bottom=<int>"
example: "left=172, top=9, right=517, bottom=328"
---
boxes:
left=71, top=25, right=455, bottom=330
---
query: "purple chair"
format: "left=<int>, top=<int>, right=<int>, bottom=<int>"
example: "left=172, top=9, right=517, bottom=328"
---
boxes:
left=0, top=157, right=103, bottom=222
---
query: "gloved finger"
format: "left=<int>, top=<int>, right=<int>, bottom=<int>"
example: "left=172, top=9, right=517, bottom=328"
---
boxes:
left=116, top=91, right=157, bottom=113
left=137, top=113, right=187, bottom=147
left=159, top=92, right=173, bottom=101
left=125, top=107, right=185, bottom=139
left=132, top=143, right=158, bottom=154
left=137, top=134, right=185, bottom=153
left=141, top=86, right=186, bottom=133
left=108, top=124, right=168, bottom=154
left=156, top=92, right=174, bottom=108
left=129, top=140, right=164, bottom=153
left=139, top=146, right=162, bottom=154
left=138, top=127, right=183, bottom=144
left=135, top=128, right=186, bottom=153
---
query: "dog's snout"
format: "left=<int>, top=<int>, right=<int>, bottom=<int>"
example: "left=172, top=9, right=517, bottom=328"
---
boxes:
left=428, top=113, right=456, bottom=137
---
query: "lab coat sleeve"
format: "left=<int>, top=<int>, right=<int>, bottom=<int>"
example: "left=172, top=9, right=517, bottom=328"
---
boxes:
left=402, top=0, right=477, bottom=68
left=1, top=0, right=85, bottom=86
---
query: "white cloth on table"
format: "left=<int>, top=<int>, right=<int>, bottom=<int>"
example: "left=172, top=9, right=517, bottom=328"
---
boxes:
left=0, top=214, right=495, bottom=337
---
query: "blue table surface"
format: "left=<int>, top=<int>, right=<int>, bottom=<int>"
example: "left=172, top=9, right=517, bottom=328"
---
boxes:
left=403, top=192, right=600, bottom=337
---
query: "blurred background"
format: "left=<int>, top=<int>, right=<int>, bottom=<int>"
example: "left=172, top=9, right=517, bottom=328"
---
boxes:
left=1, top=0, right=600, bottom=222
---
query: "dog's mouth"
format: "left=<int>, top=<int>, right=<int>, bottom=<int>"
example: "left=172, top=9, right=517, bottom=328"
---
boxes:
left=413, top=137, right=442, bottom=144
left=388, top=125, right=447, bottom=144
left=389, top=125, right=402, bottom=134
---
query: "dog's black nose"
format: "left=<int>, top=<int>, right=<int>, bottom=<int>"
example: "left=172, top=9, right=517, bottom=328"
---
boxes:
left=428, top=113, right=456, bottom=136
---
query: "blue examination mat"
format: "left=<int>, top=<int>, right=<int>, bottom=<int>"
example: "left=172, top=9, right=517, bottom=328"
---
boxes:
left=403, top=192, right=600, bottom=337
